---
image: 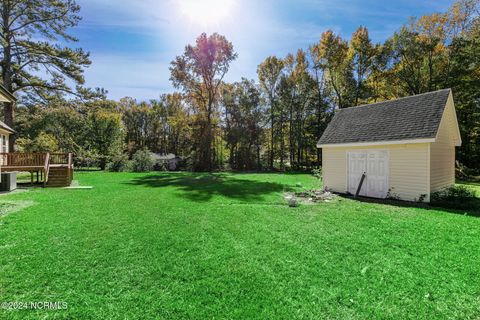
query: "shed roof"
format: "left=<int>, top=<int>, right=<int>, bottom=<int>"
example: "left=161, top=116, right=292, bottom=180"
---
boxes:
left=317, top=89, right=451, bottom=147
left=151, top=153, right=180, bottom=160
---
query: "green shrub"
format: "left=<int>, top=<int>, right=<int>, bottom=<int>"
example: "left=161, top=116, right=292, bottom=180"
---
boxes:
left=74, top=149, right=101, bottom=170
left=132, top=149, right=154, bottom=172
left=431, top=185, right=478, bottom=210
left=16, top=132, right=59, bottom=152
left=107, top=154, right=131, bottom=172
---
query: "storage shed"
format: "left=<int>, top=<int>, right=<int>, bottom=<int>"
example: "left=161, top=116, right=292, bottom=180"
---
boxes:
left=317, top=89, right=461, bottom=202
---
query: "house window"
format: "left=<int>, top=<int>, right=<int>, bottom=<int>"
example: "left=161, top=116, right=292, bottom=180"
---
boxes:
left=2, top=135, right=6, bottom=153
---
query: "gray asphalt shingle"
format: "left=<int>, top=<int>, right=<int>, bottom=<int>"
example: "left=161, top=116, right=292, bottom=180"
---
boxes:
left=317, top=89, right=450, bottom=146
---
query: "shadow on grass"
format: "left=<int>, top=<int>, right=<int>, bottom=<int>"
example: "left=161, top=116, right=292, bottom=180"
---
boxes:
left=338, top=194, right=480, bottom=217
left=126, top=173, right=292, bottom=202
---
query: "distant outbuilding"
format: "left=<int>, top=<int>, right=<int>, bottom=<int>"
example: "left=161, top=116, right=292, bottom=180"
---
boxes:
left=151, top=153, right=182, bottom=171
left=317, top=89, right=461, bottom=202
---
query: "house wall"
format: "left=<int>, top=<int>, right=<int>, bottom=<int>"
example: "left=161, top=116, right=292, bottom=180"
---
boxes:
left=0, top=92, right=11, bottom=103
left=430, top=95, right=457, bottom=192
left=322, top=143, right=431, bottom=202
left=0, top=129, right=10, bottom=153
left=0, top=130, right=10, bottom=166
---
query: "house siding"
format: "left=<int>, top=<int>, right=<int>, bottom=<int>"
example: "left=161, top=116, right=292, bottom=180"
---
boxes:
left=322, top=143, right=430, bottom=202
left=430, top=96, right=456, bottom=192
left=0, top=93, right=11, bottom=103
left=0, top=129, right=10, bottom=153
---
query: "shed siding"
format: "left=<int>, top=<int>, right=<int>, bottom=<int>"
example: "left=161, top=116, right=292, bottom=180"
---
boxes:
left=322, top=147, right=347, bottom=193
left=430, top=97, right=456, bottom=192
left=323, top=143, right=430, bottom=202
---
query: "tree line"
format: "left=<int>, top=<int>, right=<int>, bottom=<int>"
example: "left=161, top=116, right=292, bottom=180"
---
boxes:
left=2, top=0, right=480, bottom=172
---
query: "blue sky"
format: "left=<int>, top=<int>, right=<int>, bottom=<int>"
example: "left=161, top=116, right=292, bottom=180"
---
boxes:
left=74, top=0, right=453, bottom=101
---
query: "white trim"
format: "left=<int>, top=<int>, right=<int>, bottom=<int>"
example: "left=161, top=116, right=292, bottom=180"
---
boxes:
left=449, top=92, right=462, bottom=146
left=0, top=128, right=11, bottom=136
left=433, top=92, right=462, bottom=147
left=317, top=138, right=435, bottom=149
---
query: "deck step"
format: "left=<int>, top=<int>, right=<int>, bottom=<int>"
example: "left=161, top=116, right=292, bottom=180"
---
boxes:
left=46, top=167, right=72, bottom=187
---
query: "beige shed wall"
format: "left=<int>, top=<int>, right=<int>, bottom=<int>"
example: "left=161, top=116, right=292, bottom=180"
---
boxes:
left=322, top=143, right=431, bottom=202
left=430, top=96, right=457, bottom=192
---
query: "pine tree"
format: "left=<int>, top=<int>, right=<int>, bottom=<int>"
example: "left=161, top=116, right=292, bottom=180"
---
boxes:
left=0, top=0, right=94, bottom=148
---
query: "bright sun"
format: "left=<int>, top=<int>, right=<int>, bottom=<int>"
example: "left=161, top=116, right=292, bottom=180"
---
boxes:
left=178, top=0, right=235, bottom=25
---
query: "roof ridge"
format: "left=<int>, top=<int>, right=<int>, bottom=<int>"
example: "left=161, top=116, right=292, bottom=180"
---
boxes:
left=344, top=88, right=451, bottom=110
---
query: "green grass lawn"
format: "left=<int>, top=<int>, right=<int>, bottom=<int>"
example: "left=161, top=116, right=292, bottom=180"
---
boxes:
left=1, top=172, right=480, bottom=319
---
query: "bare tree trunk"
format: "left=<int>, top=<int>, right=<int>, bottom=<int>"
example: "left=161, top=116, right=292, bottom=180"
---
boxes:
left=314, top=68, right=324, bottom=166
left=269, top=101, right=275, bottom=171
left=289, top=102, right=294, bottom=167
left=229, top=144, right=235, bottom=168
left=205, top=96, right=213, bottom=171
left=279, top=112, right=285, bottom=171
left=256, top=143, right=261, bottom=171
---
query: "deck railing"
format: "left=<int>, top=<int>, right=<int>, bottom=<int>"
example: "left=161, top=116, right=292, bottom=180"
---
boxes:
left=50, top=153, right=70, bottom=165
left=0, top=152, right=74, bottom=187
left=0, top=152, right=73, bottom=168
left=0, top=152, right=46, bottom=167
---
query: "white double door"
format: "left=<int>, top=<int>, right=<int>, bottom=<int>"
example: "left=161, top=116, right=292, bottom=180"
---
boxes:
left=348, top=150, right=389, bottom=198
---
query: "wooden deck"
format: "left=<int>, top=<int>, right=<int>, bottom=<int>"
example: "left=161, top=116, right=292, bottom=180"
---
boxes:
left=0, top=152, right=74, bottom=187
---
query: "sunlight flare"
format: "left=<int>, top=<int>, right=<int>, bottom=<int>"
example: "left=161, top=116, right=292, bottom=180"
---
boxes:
left=178, top=0, right=235, bottom=25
